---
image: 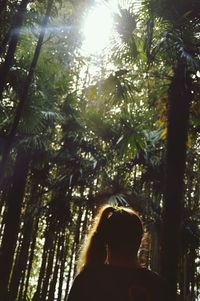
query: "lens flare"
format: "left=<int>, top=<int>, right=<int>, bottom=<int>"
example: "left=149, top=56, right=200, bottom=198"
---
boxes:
left=82, top=3, right=115, bottom=55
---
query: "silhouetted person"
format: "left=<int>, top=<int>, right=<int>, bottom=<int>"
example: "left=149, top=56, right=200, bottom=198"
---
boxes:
left=67, top=205, right=170, bottom=301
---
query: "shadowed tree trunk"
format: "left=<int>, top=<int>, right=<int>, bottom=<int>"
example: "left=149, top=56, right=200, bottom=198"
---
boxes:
left=40, top=225, right=58, bottom=301
left=32, top=202, right=60, bottom=301
left=20, top=217, right=39, bottom=301
left=161, top=60, right=193, bottom=300
left=0, top=0, right=30, bottom=100
left=47, top=233, right=64, bottom=301
left=74, top=204, right=83, bottom=263
left=57, top=237, right=68, bottom=301
left=0, top=149, right=31, bottom=300
left=190, top=248, right=196, bottom=299
left=9, top=176, right=40, bottom=300
left=0, top=0, right=53, bottom=188
left=64, top=240, right=76, bottom=301
left=32, top=220, right=50, bottom=301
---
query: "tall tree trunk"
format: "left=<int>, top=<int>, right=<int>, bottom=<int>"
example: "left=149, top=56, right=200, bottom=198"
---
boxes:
left=190, top=248, right=196, bottom=300
left=9, top=177, right=39, bottom=300
left=32, top=221, right=50, bottom=301
left=0, top=0, right=29, bottom=100
left=8, top=236, right=23, bottom=299
left=0, top=0, right=53, bottom=188
left=0, top=149, right=31, bottom=300
left=0, top=186, right=9, bottom=240
left=32, top=211, right=58, bottom=301
left=40, top=226, right=58, bottom=301
left=21, top=217, right=39, bottom=301
left=161, top=60, right=192, bottom=300
left=47, top=233, right=64, bottom=301
left=64, top=240, right=76, bottom=301
left=57, top=237, right=68, bottom=301
left=74, top=204, right=83, bottom=263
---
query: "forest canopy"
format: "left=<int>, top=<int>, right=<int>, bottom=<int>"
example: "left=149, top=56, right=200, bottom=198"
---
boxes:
left=0, top=0, right=199, bottom=300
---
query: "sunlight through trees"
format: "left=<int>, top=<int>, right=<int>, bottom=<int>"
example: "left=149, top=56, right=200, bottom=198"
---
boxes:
left=0, top=0, right=199, bottom=300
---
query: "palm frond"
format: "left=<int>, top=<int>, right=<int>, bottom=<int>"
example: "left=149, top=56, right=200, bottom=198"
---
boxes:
left=19, top=134, right=50, bottom=152
left=19, top=106, right=62, bottom=135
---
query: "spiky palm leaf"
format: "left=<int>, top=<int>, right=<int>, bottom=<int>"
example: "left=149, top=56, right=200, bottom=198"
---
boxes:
left=19, top=106, right=63, bottom=135
left=143, top=0, right=200, bottom=69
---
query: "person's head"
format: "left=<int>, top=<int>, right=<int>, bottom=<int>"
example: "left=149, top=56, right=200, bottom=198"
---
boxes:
left=77, top=205, right=143, bottom=272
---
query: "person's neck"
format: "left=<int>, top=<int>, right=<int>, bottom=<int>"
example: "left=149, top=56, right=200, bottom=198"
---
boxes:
left=107, top=254, right=141, bottom=269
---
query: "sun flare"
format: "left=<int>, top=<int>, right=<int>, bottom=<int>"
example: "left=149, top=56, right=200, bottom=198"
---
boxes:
left=82, top=2, right=117, bottom=55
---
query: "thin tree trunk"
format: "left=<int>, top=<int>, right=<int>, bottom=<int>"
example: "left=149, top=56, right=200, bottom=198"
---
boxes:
left=9, top=177, right=39, bottom=300
left=74, top=204, right=83, bottom=263
left=47, top=233, right=64, bottom=301
left=0, top=198, right=7, bottom=241
left=57, top=237, right=68, bottom=301
left=190, top=248, right=196, bottom=299
left=64, top=240, right=76, bottom=301
left=8, top=235, right=23, bottom=299
left=40, top=228, right=58, bottom=301
left=0, top=0, right=29, bottom=100
left=0, top=181, right=9, bottom=216
left=21, top=217, right=39, bottom=301
left=32, top=221, right=50, bottom=301
left=0, top=0, right=53, bottom=188
left=0, top=149, right=31, bottom=300
left=161, top=60, right=192, bottom=300
left=81, top=205, right=90, bottom=241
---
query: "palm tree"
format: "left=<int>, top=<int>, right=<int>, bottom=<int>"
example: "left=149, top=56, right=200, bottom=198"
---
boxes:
left=104, top=1, right=200, bottom=298
left=143, top=1, right=200, bottom=298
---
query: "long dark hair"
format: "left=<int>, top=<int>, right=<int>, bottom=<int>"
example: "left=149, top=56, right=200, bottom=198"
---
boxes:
left=76, top=205, right=143, bottom=272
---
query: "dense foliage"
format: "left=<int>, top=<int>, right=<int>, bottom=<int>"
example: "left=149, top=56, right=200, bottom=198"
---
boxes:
left=0, top=0, right=199, bottom=300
